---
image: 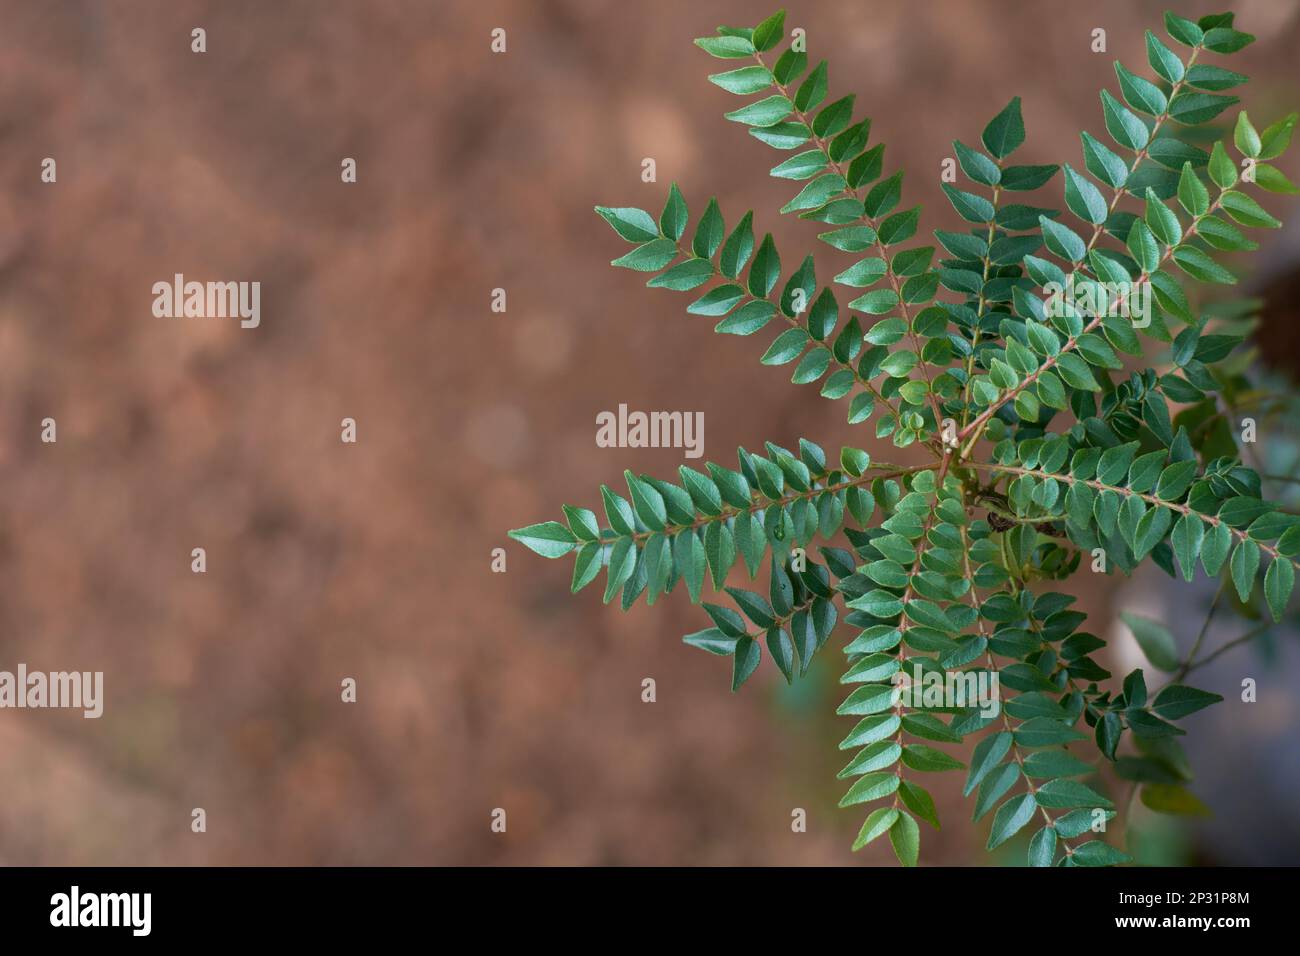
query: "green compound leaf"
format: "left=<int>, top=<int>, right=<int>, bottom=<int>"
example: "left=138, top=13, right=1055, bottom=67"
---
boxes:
left=522, top=9, right=1297, bottom=867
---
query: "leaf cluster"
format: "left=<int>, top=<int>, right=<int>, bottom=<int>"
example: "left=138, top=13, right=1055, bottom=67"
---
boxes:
left=511, top=9, right=1296, bottom=865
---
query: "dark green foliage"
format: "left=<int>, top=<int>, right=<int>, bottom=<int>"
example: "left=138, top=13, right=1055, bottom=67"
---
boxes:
left=512, top=8, right=1298, bottom=865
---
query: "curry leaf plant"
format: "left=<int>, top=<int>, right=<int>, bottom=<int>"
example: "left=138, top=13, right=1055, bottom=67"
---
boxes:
left=510, top=9, right=1299, bottom=866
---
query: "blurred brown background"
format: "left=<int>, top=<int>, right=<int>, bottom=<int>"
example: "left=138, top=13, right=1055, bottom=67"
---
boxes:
left=1, top=0, right=1298, bottom=865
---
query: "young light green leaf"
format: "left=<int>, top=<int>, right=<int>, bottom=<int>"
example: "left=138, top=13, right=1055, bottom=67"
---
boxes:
left=708, top=65, right=774, bottom=95
left=1207, top=141, right=1237, bottom=189
left=725, top=94, right=794, bottom=128
left=595, top=206, right=660, bottom=243
left=1141, top=784, right=1211, bottom=816
left=751, top=10, right=786, bottom=52
left=683, top=626, right=740, bottom=656
left=1121, top=611, right=1178, bottom=671
left=694, top=35, right=756, bottom=58
left=508, top=521, right=578, bottom=558
left=1259, top=112, right=1297, bottom=161
left=612, top=238, right=677, bottom=271
left=1220, top=190, right=1281, bottom=228
left=889, top=810, right=920, bottom=867
left=1234, top=111, right=1261, bottom=158
left=603, top=537, right=636, bottom=603
left=1126, top=219, right=1160, bottom=273
left=1176, top=162, right=1209, bottom=218
left=770, top=150, right=828, bottom=180
left=853, top=806, right=899, bottom=851
left=571, top=541, right=603, bottom=592
left=1144, top=189, right=1182, bottom=246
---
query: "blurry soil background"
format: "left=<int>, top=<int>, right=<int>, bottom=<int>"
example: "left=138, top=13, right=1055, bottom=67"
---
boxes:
left=1, top=0, right=1298, bottom=865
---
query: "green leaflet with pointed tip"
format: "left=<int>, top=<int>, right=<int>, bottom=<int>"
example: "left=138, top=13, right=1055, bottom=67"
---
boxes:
left=694, top=35, right=756, bottom=58
left=1102, top=89, right=1149, bottom=151
left=1146, top=30, right=1184, bottom=84
left=1114, top=61, right=1167, bottom=116
left=708, top=65, right=774, bottom=95
left=1230, top=538, right=1261, bottom=602
left=1040, top=215, right=1086, bottom=262
left=725, top=95, right=793, bottom=128
left=508, top=521, right=576, bottom=558
left=1081, top=131, right=1128, bottom=188
left=571, top=542, right=603, bottom=593
left=982, top=96, right=1025, bottom=158
left=1176, top=161, right=1209, bottom=218
left=889, top=811, right=920, bottom=867
left=987, top=792, right=1036, bottom=849
left=954, top=140, right=1000, bottom=186
left=942, top=184, right=995, bottom=223
left=1028, top=826, right=1057, bottom=866
left=1265, top=557, right=1295, bottom=622
left=731, top=635, right=762, bottom=690
left=853, top=807, right=898, bottom=851
left=595, top=206, right=660, bottom=242
left=1063, top=164, right=1108, bottom=224
left=1235, top=111, right=1262, bottom=158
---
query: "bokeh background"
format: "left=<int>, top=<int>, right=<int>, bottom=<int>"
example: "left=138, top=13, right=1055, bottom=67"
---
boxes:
left=1, top=0, right=1298, bottom=865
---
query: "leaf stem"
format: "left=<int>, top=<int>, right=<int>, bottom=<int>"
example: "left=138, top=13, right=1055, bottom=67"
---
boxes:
left=955, top=43, right=1211, bottom=458
left=755, top=49, right=947, bottom=434
left=967, top=459, right=1300, bottom=574
left=620, top=462, right=931, bottom=546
